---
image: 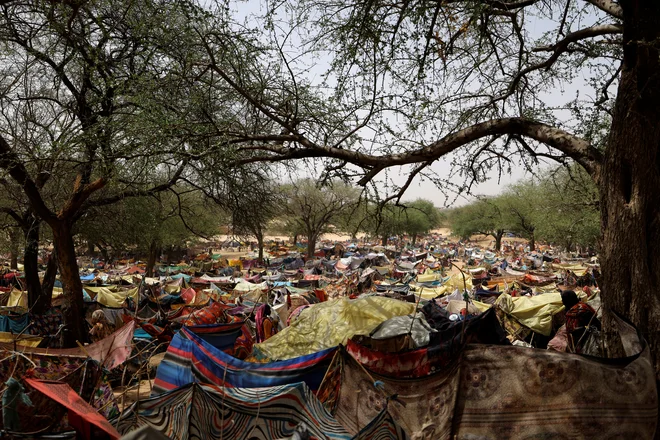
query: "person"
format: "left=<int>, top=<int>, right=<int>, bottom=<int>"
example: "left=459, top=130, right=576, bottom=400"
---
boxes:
left=561, top=290, right=600, bottom=353
left=89, top=310, right=115, bottom=342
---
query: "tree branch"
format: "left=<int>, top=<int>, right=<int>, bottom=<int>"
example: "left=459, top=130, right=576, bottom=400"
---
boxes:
left=582, top=0, right=624, bottom=19
left=0, top=134, right=56, bottom=222
left=234, top=118, right=602, bottom=182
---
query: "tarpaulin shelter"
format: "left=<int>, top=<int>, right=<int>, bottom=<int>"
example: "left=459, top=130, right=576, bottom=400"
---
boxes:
left=318, top=315, right=657, bottom=439
left=117, top=382, right=350, bottom=440
left=254, top=297, right=416, bottom=360
left=26, top=378, right=120, bottom=440
left=152, top=326, right=335, bottom=396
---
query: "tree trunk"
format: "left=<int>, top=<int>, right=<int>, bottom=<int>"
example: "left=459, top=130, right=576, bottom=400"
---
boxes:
left=293, top=233, right=298, bottom=246
left=86, top=241, right=95, bottom=256
left=257, top=233, right=264, bottom=262
left=307, top=232, right=316, bottom=258
left=8, top=228, right=19, bottom=270
left=381, top=234, right=387, bottom=246
left=494, top=230, right=503, bottom=251
left=411, top=233, right=417, bottom=246
left=598, top=0, right=660, bottom=379
left=41, top=250, right=58, bottom=301
left=23, top=217, right=51, bottom=314
left=145, top=240, right=159, bottom=277
left=52, top=221, right=87, bottom=347
left=528, top=232, right=535, bottom=252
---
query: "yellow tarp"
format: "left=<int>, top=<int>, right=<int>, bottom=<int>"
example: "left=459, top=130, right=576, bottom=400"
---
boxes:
left=495, top=291, right=586, bottom=336
left=416, top=270, right=442, bottom=283
left=445, top=272, right=473, bottom=291
left=410, top=285, right=451, bottom=299
left=255, top=296, right=416, bottom=360
left=95, top=287, right=139, bottom=308
left=0, top=332, right=42, bottom=347
left=7, top=289, right=27, bottom=309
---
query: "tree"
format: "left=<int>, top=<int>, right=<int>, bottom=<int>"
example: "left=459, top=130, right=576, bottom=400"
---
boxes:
left=281, top=179, right=359, bottom=257
left=399, top=199, right=443, bottom=245
left=499, top=182, right=541, bottom=252
left=201, top=0, right=660, bottom=373
left=451, top=199, right=508, bottom=251
left=535, top=167, right=600, bottom=252
left=0, top=0, right=225, bottom=345
left=77, top=189, right=222, bottom=276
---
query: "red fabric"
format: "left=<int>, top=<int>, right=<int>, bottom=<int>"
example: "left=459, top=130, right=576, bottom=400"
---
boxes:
left=25, top=379, right=120, bottom=439
left=565, top=302, right=597, bottom=335
left=181, top=287, right=197, bottom=304
left=182, top=302, right=227, bottom=326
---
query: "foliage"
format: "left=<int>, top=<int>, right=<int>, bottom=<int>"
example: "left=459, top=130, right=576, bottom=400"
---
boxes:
left=76, top=189, right=223, bottom=257
left=280, top=179, right=359, bottom=255
left=450, top=199, right=506, bottom=241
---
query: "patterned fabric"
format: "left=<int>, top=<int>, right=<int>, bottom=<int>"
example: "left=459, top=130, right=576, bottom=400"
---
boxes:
left=319, top=321, right=657, bottom=439
left=152, top=326, right=335, bottom=396
left=180, top=302, right=229, bottom=326
left=29, top=309, right=63, bottom=336
left=116, top=382, right=351, bottom=440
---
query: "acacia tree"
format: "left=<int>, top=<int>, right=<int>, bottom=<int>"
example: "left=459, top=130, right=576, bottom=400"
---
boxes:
left=0, top=0, right=228, bottom=345
left=281, top=179, right=359, bottom=257
left=194, top=0, right=660, bottom=372
left=535, top=167, right=600, bottom=252
left=500, top=182, right=541, bottom=251
left=451, top=199, right=508, bottom=251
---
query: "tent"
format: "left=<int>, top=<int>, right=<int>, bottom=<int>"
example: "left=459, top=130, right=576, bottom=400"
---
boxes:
left=152, top=326, right=336, bottom=396
left=254, top=296, right=415, bottom=360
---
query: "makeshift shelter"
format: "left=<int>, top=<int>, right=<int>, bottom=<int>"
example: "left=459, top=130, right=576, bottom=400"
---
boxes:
left=117, top=382, right=351, bottom=440
left=254, top=296, right=416, bottom=360
left=318, top=315, right=657, bottom=438
left=152, top=326, right=336, bottom=395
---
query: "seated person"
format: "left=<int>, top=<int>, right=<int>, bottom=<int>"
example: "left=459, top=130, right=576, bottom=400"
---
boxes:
left=561, top=290, right=600, bottom=353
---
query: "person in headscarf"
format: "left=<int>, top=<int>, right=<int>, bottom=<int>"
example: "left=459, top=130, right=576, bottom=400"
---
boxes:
left=255, top=304, right=278, bottom=343
left=561, top=290, right=600, bottom=353
left=89, top=309, right=115, bottom=342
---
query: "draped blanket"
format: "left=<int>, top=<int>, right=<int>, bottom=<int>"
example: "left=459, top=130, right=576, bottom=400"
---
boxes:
left=319, top=316, right=658, bottom=439
left=186, top=321, right=253, bottom=360
left=117, top=382, right=351, bottom=440
left=152, top=326, right=335, bottom=396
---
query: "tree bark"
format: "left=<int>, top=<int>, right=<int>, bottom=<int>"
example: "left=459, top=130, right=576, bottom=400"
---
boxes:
left=8, top=228, right=19, bottom=270
left=257, top=233, right=264, bottom=262
left=23, top=216, right=51, bottom=314
left=599, top=0, right=660, bottom=378
left=411, top=233, right=417, bottom=246
left=52, top=221, right=87, bottom=347
left=528, top=232, right=535, bottom=252
left=307, top=232, right=316, bottom=258
left=41, top=250, right=57, bottom=301
left=494, top=229, right=503, bottom=251
left=381, top=235, right=387, bottom=246
left=145, top=240, right=159, bottom=277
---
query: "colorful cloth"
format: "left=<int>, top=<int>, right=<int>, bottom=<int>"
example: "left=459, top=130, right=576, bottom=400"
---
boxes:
left=152, top=326, right=335, bottom=396
left=565, top=302, right=599, bottom=353
left=116, top=382, right=350, bottom=440
left=319, top=316, right=657, bottom=439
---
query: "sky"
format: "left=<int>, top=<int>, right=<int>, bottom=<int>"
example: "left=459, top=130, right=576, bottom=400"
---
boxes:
left=221, top=0, right=609, bottom=208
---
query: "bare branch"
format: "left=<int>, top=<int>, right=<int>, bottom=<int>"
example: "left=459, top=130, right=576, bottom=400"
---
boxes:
left=583, top=0, right=624, bottom=19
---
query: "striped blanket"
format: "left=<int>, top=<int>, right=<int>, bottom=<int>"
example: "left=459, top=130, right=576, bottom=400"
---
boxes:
left=117, top=382, right=351, bottom=440
left=152, top=326, right=335, bottom=395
